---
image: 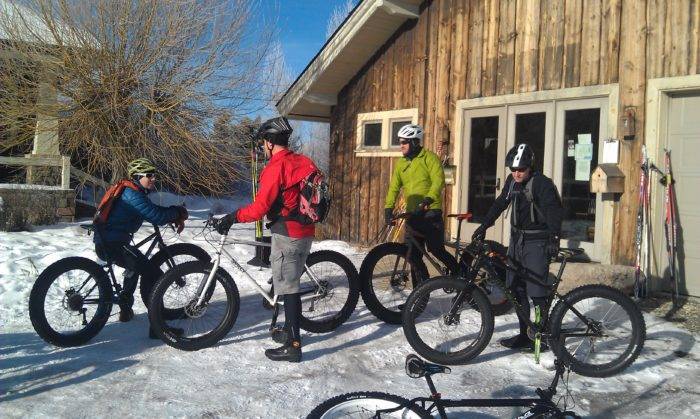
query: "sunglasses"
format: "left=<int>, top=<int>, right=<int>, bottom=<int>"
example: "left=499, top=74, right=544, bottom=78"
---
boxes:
left=398, top=139, right=411, bottom=145
left=509, top=167, right=528, bottom=173
left=135, top=173, right=156, bottom=179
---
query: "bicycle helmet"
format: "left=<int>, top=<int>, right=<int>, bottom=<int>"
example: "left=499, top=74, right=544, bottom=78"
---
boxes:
left=397, top=124, right=424, bottom=142
left=127, top=158, right=156, bottom=177
left=505, top=144, right=535, bottom=169
left=256, top=116, right=293, bottom=146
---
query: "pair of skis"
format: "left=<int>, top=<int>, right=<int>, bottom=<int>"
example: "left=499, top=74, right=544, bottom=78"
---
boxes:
left=634, top=147, right=679, bottom=306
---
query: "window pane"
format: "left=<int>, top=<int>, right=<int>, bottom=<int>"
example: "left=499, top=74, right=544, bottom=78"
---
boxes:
left=514, top=113, right=546, bottom=171
left=561, top=108, right=600, bottom=243
left=363, top=123, right=381, bottom=147
left=391, top=120, right=411, bottom=146
left=467, top=116, right=499, bottom=223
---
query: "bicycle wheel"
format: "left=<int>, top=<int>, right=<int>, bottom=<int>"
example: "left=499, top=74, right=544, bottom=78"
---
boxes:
left=139, top=243, right=211, bottom=309
left=299, top=250, right=360, bottom=333
left=29, top=257, right=113, bottom=347
left=307, top=392, right=430, bottom=419
left=359, top=242, right=419, bottom=324
left=549, top=284, right=646, bottom=377
left=402, top=277, right=494, bottom=365
left=148, top=261, right=240, bottom=351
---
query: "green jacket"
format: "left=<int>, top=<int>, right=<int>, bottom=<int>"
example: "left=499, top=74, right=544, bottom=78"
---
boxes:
left=385, top=147, right=445, bottom=212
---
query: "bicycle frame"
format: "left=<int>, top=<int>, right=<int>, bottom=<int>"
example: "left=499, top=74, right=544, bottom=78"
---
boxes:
left=379, top=359, right=568, bottom=419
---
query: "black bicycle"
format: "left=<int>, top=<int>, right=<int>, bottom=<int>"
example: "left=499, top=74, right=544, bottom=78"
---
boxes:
left=307, top=353, right=581, bottom=418
left=359, top=212, right=509, bottom=325
left=402, top=237, right=646, bottom=377
left=28, top=223, right=209, bottom=347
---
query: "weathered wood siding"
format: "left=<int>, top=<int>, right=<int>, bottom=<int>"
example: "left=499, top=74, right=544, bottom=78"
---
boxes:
left=321, top=0, right=700, bottom=265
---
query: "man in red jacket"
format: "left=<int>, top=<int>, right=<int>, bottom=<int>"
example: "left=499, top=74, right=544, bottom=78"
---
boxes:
left=215, top=116, right=315, bottom=362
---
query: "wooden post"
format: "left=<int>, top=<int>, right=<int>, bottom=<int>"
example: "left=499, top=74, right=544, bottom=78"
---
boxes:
left=61, top=156, right=71, bottom=189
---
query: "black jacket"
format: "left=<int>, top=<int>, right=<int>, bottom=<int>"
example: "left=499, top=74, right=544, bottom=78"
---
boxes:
left=482, top=172, right=563, bottom=239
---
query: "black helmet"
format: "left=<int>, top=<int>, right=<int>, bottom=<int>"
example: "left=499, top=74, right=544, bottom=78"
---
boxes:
left=505, top=143, right=535, bottom=169
left=256, top=116, right=292, bottom=146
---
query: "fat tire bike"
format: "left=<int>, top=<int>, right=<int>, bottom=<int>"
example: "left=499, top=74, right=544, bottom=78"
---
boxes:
left=29, top=223, right=210, bottom=347
left=307, top=353, right=581, bottom=419
left=359, top=212, right=510, bottom=325
left=147, top=215, right=360, bottom=351
left=403, top=237, right=646, bottom=377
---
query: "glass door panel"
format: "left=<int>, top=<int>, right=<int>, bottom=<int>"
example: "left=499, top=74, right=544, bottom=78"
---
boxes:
left=459, top=108, right=506, bottom=242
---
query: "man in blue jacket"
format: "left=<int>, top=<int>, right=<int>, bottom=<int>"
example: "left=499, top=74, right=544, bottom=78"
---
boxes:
left=93, top=158, right=187, bottom=336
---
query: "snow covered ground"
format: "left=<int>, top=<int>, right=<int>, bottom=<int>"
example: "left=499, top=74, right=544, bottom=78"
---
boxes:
left=1, top=199, right=699, bottom=418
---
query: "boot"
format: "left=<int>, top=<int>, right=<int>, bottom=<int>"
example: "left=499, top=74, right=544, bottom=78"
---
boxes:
left=119, top=305, right=134, bottom=322
left=500, top=334, right=532, bottom=349
left=265, top=340, right=302, bottom=362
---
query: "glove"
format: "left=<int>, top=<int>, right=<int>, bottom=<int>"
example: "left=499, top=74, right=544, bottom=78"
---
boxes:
left=546, top=235, right=560, bottom=259
left=472, top=224, right=488, bottom=241
left=170, top=206, right=189, bottom=234
left=416, top=197, right=434, bottom=213
left=384, top=208, right=394, bottom=226
left=215, top=210, right=239, bottom=235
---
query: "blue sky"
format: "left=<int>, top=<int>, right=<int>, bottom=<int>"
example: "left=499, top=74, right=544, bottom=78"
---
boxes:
left=260, top=0, right=358, bottom=77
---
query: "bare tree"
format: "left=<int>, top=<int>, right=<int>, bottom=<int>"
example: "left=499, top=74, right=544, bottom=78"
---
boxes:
left=0, top=0, right=283, bottom=195
left=326, top=0, right=355, bottom=39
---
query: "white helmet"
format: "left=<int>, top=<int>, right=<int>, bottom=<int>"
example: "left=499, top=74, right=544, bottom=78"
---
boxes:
left=397, top=124, right=424, bottom=142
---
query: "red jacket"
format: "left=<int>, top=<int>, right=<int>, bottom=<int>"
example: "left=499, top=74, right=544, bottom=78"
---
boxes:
left=236, top=149, right=316, bottom=238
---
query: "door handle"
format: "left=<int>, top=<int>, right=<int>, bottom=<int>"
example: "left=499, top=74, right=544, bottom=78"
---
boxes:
left=495, top=178, right=501, bottom=190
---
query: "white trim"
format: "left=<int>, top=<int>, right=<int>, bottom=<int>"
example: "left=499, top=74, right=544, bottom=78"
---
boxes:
left=451, top=84, right=619, bottom=263
left=356, top=108, right=418, bottom=156
left=645, top=74, right=700, bottom=286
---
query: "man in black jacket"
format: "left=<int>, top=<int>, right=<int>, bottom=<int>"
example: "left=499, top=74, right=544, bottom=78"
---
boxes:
left=472, top=143, right=563, bottom=351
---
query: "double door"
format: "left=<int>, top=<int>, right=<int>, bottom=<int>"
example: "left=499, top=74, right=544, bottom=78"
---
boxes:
left=458, top=98, right=607, bottom=259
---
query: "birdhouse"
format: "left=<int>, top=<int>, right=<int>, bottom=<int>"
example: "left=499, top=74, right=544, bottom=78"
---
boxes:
left=590, top=164, right=625, bottom=193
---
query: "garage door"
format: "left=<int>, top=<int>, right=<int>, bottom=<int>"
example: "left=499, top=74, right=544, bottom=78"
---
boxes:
left=667, top=94, right=700, bottom=297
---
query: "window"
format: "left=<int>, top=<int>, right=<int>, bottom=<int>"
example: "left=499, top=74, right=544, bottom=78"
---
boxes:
left=356, top=108, right=418, bottom=156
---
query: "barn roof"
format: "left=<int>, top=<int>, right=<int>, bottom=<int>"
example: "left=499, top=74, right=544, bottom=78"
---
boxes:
left=276, top=0, right=421, bottom=122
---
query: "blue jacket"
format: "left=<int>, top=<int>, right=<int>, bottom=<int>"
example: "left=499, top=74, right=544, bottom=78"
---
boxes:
left=94, top=185, right=179, bottom=244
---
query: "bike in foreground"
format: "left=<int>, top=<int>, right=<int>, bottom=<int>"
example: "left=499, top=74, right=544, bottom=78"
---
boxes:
left=307, top=353, right=581, bottom=419
left=147, top=215, right=360, bottom=351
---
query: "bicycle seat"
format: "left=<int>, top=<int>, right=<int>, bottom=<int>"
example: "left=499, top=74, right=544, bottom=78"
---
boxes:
left=447, top=212, right=472, bottom=221
left=405, top=354, right=451, bottom=378
left=558, top=248, right=585, bottom=259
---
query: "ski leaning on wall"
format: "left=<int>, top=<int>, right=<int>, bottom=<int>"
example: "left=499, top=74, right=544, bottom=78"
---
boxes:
left=634, top=146, right=652, bottom=299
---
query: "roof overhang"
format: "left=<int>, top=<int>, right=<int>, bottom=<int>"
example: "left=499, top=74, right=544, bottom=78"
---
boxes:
left=276, top=0, right=422, bottom=122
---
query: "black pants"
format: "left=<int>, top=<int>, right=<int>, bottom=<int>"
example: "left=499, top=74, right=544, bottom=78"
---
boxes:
left=405, top=210, right=460, bottom=282
left=95, top=242, right=162, bottom=306
left=506, top=234, right=551, bottom=335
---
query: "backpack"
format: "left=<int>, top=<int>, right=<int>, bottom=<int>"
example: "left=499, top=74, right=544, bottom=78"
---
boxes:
left=93, top=179, right=140, bottom=224
left=506, top=175, right=546, bottom=227
left=292, top=169, right=331, bottom=225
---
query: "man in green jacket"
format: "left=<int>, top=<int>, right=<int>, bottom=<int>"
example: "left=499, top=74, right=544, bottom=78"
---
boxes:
left=384, top=124, right=459, bottom=281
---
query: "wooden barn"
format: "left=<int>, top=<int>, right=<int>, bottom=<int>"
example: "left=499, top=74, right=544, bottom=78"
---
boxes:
left=277, top=0, right=700, bottom=297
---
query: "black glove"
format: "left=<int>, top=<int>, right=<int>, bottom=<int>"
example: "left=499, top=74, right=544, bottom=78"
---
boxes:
left=416, top=197, right=434, bottom=213
left=384, top=208, right=394, bottom=226
left=472, top=224, right=488, bottom=241
left=215, top=210, right=238, bottom=235
left=546, top=235, right=560, bottom=259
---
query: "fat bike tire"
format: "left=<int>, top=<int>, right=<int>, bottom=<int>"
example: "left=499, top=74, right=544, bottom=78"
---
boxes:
left=549, top=284, right=646, bottom=377
left=29, top=257, right=113, bottom=347
left=306, top=391, right=430, bottom=419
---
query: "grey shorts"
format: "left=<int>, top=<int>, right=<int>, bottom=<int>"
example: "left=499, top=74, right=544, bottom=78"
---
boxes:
left=270, top=233, right=313, bottom=295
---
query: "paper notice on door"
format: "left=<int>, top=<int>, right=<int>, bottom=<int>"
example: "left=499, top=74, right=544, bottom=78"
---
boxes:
left=575, top=143, right=594, bottom=161
left=602, top=139, right=619, bottom=163
left=567, top=139, right=575, bottom=157
left=575, top=160, right=591, bottom=181
left=577, top=133, right=592, bottom=144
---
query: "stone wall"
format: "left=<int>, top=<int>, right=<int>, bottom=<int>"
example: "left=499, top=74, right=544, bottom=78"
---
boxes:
left=0, top=185, right=75, bottom=231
